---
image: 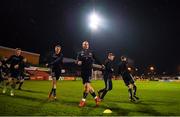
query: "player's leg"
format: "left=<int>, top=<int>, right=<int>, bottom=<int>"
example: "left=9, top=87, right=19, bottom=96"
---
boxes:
left=16, top=77, right=20, bottom=84
left=100, top=78, right=113, bottom=100
left=82, top=74, right=90, bottom=99
left=123, top=73, right=136, bottom=101
left=79, top=73, right=90, bottom=107
left=98, top=88, right=105, bottom=98
left=85, top=74, right=97, bottom=99
left=0, top=73, right=5, bottom=87
left=127, top=84, right=136, bottom=101
left=129, top=74, right=139, bottom=100
left=88, top=83, right=101, bottom=106
left=88, top=83, right=96, bottom=98
left=99, top=76, right=108, bottom=100
left=132, top=83, right=139, bottom=100
left=83, top=83, right=89, bottom=99
left=52, top=76, right=58, bottom=99
left=10, top=77, right=17, bottom=96
left=2, top=76, right=11, bottom=94
left=79, top=82, right=89, bottom=107
left=49, top=77, right=56, bottom=99
left=52, top=72, right=60, bottom=99
left=98, top=75, right=107, bottom=98
left=48, top=70, right=57, bottom=99
left=18, top=78, right=24, bottom=90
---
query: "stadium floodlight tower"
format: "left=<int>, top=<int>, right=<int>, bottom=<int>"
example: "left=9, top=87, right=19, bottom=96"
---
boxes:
left=89, top=11, right=101, bottom=31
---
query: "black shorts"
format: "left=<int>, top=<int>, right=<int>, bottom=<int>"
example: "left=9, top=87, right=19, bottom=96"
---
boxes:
left=121, top=73, right=134, bottom=86
left=10, top=70, right=20, bottom=79
left=81, top=70, right=92, bottom=84
left=51, top=69, right=61, bottom=80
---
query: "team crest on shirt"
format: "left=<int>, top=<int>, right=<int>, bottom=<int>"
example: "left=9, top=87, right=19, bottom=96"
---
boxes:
left=81, top=51, right=84, bottom=56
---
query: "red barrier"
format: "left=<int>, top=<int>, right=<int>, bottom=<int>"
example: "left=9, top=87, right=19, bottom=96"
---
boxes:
left=27, top=70, right=50, bottom=80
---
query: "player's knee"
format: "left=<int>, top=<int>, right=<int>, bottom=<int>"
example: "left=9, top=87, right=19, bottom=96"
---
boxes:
left=89, top=86, right=94, bottom=92
left=128, top=84, right=133, bottom=89
left=84, top=85, right=89, bottom=92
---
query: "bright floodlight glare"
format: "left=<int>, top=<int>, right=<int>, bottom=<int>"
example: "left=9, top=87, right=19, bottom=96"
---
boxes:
left=89, top=12, right=100, bottom=31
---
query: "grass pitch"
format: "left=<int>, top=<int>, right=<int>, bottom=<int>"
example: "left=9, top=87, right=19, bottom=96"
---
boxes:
left=0, top=80, right=180, bottom=116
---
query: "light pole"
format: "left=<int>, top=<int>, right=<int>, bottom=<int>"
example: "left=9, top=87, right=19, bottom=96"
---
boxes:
left=149, top=66, right=155, bottom=80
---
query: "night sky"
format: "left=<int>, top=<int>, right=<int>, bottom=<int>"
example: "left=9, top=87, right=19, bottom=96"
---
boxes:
left=0, top=0, right=180, bottom=74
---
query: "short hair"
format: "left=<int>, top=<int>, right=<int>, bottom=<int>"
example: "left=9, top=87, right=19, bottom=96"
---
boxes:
left=82, top=40, right=89, bottom=44
left=55, top=45, right=61, bottom=48
left=15, top=48, right=21, bottom=51
left=108, top=52, right=114, bottom=57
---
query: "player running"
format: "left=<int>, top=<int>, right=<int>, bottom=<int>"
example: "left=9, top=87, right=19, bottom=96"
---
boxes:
left=98, top=52, right=115, bottom=101
left=77, top=40, right=102, bottom=107
left=46, top=44, right=63, bottom=100
left=0, top=60, right=3, bottom=84
left=118, top=56, right=139, bottom=102
left=16, top=58, right=28, bottom=90
left=0, top=57, right=9, bottom=88
left=2, top=48, right=24, bottom=96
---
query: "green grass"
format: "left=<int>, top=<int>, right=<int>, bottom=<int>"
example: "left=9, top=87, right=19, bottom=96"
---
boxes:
left=0, top=80, right=180, bottom=116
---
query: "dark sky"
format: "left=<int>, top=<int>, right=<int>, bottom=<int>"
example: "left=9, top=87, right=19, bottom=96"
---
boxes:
left=0, top=0, right=180, bottom=74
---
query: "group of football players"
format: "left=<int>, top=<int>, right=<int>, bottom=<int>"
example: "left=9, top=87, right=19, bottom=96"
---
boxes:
left=0, top=40, right=139, bottom=107
left=46, top=40, right=139, bottom=107
left=0, top=48, right=27, bottom=96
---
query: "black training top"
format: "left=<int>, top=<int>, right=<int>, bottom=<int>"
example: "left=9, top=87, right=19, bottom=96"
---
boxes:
left=77, top=49, right=101, bottom=71
left=48, top=52, right=63, bottom=71
left=118, top=61, right=129, bottom=75
left=19, top=60, right=28, bottom=74
left=6, top=55, right=24, bottom=72
left=104, top=59, right=114, bottom=74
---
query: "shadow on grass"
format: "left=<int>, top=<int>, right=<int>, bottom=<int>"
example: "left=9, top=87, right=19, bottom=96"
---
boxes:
left=135, top=101, right=168, bottom=116
left=15, top=95, right=46, bottom=102
left=60, top=100, right=78, bottom=106
left=19, top=89, right=47, bottom=94
left=56, top=99, right=102, bottom=116
left=98, top=100, right=166, bottom=116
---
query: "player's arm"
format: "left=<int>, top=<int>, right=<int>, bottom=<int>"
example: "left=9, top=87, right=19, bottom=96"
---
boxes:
left=92, top=52, right=102, bottom=65
left=44, top=51, right=53, bottom=67
left=117, top=63, right=122, bottom=75
left=5, top=55, right=13, bottom=65
left=19, top=58, right=27, bottom=70
left=50, top=54, right=63, bottom=66
left=5, top=55, right=14, bottom=68
left=14, top=56, right=24, bottom=69
left=105, top=60, right=113, bottom=72
left=92, top=52, right=104, bottom=69
left=76, top=52, right=82, bottom=65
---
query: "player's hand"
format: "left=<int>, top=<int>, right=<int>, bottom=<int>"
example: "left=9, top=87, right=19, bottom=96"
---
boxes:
left=14, top=64, right=19, bottom=69
left=6, top=64, right=10, bottom=68
left=77, top=61, right=82, bottom=65
left=101, top=65, right=105, bottom=69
